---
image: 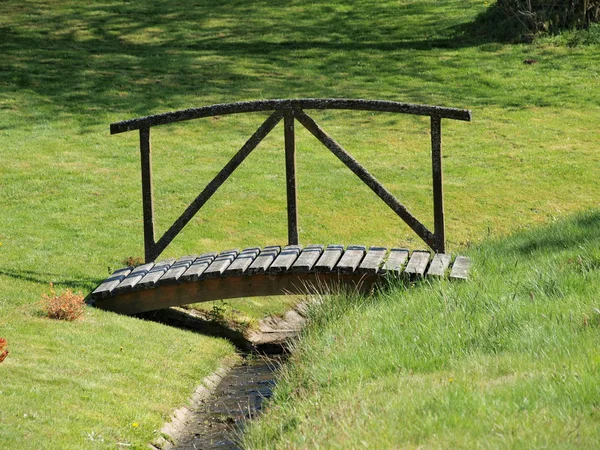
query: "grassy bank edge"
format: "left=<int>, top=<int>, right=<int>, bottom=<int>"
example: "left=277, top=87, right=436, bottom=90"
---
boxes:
left=0, top=304, right=238, bottom=450
left=244, top=209, right=600, bottom=449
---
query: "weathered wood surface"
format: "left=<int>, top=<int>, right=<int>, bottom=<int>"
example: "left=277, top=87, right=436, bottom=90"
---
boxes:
left=450, top=255, right=471, bottom=280
left=95, top=272, right=382, bottom=315
left=382, top=248, right=409, bottom=274
left=248, top=246, right=281, bottom=275
left=91, top=267, right=132, bottom=299
left=113, top=262, right=154, bottom=294
left=314, top=245, right=344, bottom=272
left=404, top=251, right=430, bottom=278
left=291, top=244, right=324, bottom=273
left=138, top=258, right=176, bottom=289
left=427, top=253, right=451, bottom=278
left=224, top=247, right=261, bottom=276
left=358, top=246, right=387, bottom=274
left=269, top=245, right=302, bottom=273
left=180, top=252, right=217, bottom=282
left=160, top=255, right=197, bottom=285
left=111, top=99, right=471, bottom=134
left=92, top=245, right=472, bottom=315
left=203, top=249, right=239, bottom=278
left=336, top=245, right=366, bottom=273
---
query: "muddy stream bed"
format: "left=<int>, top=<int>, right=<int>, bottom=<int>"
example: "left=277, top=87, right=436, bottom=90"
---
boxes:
left=174, top=353, right=286, bottom=450
left=140, top=305, right=306, bottom=450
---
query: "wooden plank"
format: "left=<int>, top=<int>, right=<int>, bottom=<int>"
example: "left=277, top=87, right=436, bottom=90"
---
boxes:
left=291, top=244, right=324, bottom=273
left=159, top=255, right=197, bottom=285
left=357, top=246, right=387, bottom=275
left=113, top=262, right=155, bottom=295
left=268, top=245, right=302, bottom=274
left=247, top=246, right=281, bottom=275
left=203, top=249, right=239, bottom=279
left=449, top=256, right=471, bottom=280
left=224, top=247, right=261, bottom=276
left=138, top=258, right=176, bottom=289
left=404, top=251, right=431, bottom=278
left=91, top=267, right=133, bottom=299
left=426, top=253, right=451, bottom=278
left=180, top=252, right=218, bottom=282
left=382, top=248, right=409, bottom=274
left=336, top=245, right=366, bottom=273
left=314, top=244, right=344, bottom=273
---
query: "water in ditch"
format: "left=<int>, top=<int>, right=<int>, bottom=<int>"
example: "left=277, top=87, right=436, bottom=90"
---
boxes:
left=173, top=353, right=285, bottom=450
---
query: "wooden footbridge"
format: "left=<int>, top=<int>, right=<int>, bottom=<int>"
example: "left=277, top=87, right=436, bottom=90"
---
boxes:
left=91, top=99, right=472, bottom=315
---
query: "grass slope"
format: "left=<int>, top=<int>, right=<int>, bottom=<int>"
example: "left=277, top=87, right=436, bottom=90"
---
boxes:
left=244, top=210, right=600, bottom=449
left=1, top=304, right=234, bottom=449
left=2, top=0, right=599, bottom=254
left=1, top=0, right=599, bottom=448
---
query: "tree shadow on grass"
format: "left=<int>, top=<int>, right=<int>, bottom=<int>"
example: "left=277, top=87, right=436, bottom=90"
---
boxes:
left=0, top=1, right=530, bottom=132
left=0, top=269, right=100, bottom=293
left=503, top=211, right=600, bottom=256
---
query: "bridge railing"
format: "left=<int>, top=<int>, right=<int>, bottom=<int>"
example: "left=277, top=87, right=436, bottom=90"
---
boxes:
left=110, top=99, right=471, bottom=262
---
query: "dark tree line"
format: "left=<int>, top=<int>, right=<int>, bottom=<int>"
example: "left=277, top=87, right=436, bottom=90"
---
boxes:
left=497, top=0, right=600, bottom=33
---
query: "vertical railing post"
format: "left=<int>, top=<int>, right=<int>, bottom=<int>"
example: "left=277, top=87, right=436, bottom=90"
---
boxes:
left=430, top=115, right=445, bottom=253
left=284, top=108, right=299, bottom=245
left=139, top=126, right=156, bottom=262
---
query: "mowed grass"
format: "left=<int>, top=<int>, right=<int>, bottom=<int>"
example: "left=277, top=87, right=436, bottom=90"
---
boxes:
left=244, top=210, right=600, bottom=449
left=0, top=303, right=234, bottom=449
left=1, top=0, right=599, bottom=448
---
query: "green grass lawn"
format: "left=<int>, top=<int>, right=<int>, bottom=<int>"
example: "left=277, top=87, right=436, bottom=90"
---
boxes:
left=244, top=210, right=600, bottom=449
left=1, top=0, right=599, bottom=448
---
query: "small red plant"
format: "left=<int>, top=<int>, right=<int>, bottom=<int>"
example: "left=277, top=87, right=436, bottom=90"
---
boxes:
left=0, top=338, right=8, bottom=363
left=42, top=283, right=85, bottom=321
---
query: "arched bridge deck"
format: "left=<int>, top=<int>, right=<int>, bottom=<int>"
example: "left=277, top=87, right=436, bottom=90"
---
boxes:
left=92, top=98, right=473, bottom=315
left=91, top=245, right=471, bottom=315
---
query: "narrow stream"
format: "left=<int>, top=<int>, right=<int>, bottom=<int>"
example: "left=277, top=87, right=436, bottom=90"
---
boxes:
left=174, top=353, right=286, bottom=450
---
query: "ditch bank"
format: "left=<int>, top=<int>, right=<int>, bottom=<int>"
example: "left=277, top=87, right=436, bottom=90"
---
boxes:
left=141, top=303, right=308, bottom=449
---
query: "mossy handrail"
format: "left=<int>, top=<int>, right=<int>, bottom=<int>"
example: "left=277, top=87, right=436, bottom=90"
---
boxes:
left=110, top=99, right=471, bottom=262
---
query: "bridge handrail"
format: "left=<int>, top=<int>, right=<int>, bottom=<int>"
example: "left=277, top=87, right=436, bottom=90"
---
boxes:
left=109, top=98, right=471, bottom=262
left=110, top=98, right=471, bottom=134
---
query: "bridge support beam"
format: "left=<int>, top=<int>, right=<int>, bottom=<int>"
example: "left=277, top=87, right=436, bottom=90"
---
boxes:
left=431, top=116, right=445, bottom=254
left=94, top=272, right=381, bottom=315
left=140, top=127, right=157, bottom=263
left=284, top=108, right=299, bottom=245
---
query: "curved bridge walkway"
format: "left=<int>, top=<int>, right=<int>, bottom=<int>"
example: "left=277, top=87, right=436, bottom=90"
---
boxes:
left=91, top=245, right=470, bottom=315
